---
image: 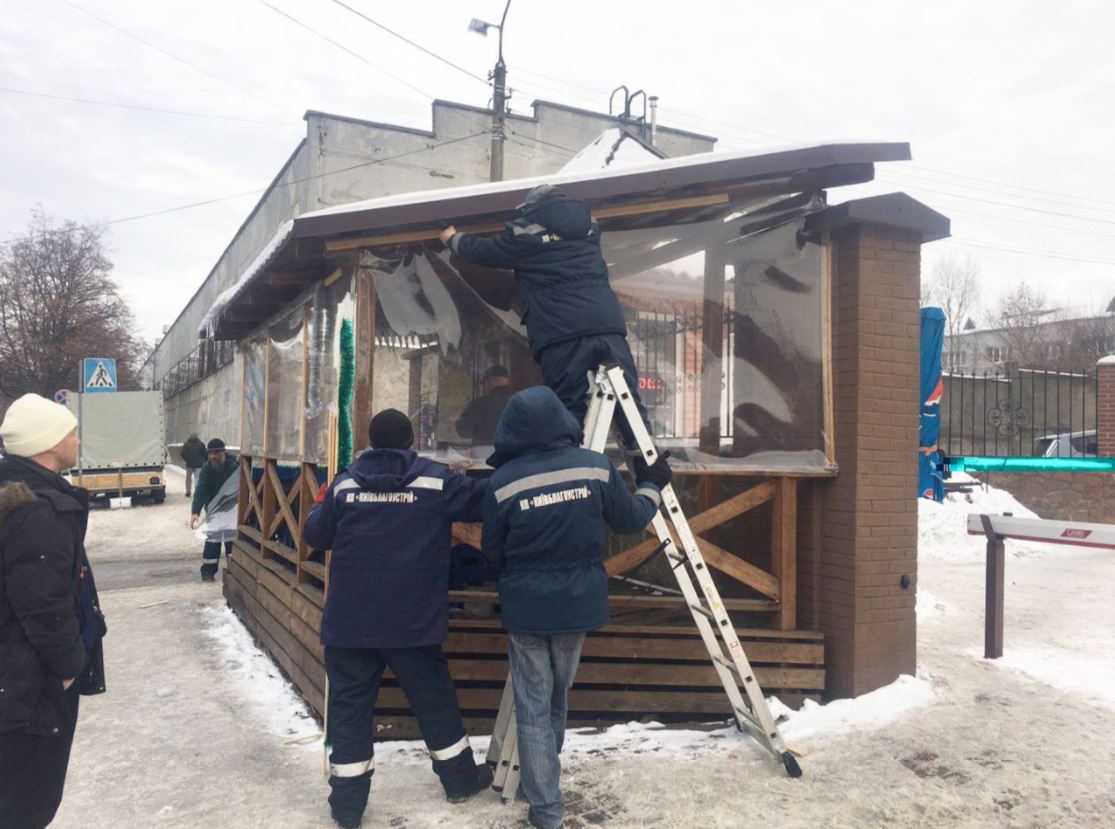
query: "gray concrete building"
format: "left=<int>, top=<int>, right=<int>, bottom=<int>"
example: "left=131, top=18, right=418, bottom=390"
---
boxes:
left=146, top=98, right=716, bottom=449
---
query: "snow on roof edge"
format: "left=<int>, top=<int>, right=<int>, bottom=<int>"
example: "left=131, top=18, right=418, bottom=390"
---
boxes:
left=198, top=219, right=294, bottom=338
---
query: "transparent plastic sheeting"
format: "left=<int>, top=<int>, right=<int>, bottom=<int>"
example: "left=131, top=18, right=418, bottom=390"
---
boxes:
left=241, top=338, right=266, bottom=456
left=361, top=202, right=830, bottom=473
left=242, top=276, right=352, bottom=463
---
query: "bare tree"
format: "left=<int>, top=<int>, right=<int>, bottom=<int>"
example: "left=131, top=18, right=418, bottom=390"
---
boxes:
left=989, top=280, right=1049, bottom=368
left=0, top=210, right=144, bottom=400
left=927, top=253, right=982, bottom=340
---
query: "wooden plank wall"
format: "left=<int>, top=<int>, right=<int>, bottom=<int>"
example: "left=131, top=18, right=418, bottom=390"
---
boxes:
left=224, top=539, right=824, bottom=740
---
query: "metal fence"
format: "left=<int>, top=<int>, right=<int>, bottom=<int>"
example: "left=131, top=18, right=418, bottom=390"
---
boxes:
left=940, top=367, right=1098, bottom=458
left=158, top=339, right=236, bottom=398
left=629, top=310, right=736, bottom=441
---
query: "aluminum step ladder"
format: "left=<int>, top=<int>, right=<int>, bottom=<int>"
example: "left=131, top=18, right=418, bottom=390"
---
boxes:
left=489, top=365, right=802, bottom=800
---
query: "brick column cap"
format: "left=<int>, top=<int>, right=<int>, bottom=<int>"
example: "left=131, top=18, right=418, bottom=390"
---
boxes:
left=803, top=192, right=950, bottom=243
left=1098, top=355, right=1115, bottom=366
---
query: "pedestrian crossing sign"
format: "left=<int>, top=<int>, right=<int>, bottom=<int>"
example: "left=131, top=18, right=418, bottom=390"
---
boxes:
left=83, top=358, right=118, bottom=393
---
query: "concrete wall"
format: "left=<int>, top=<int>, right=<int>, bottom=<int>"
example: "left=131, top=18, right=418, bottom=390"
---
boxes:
left=149, top=99, right=716, bottom=447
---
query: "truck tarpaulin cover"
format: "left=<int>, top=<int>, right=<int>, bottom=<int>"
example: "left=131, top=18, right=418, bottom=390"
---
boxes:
left=66, top=391, right=168, bottom=469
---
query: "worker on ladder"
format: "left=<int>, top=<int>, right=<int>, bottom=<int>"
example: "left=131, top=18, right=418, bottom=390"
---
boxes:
left=304, top=409, right=493, bottom=829
left=440, top=185, right=662, bottom=476
left=481, top=387, right=671, bottom=829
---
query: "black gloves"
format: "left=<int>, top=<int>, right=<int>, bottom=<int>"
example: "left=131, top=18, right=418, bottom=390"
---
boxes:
left=634, top=451, right=672, bottom=489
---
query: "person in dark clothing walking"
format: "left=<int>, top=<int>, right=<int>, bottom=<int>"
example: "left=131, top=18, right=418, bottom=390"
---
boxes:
left=0, top=394, right=107, bottom=829
left=455, top=365, right=514, bottom=445
left=189, top=438, right=238, bottom=582
left=440, top=185, right=653, bottom=456
left=481, top=387, right=669, bottom=829
left=179, top=433, right=207, bottom=497
left=304, top=409, right=493, bottom=829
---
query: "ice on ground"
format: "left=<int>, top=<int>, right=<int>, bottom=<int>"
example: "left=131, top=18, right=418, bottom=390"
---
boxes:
left=201, top=604, right=317, bottom=742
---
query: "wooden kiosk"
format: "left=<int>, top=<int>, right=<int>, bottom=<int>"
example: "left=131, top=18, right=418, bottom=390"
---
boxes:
left=207, top=143, right=948, bottom=735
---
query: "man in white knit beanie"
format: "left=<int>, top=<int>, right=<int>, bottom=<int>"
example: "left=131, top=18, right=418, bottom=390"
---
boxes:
left=0, top=393, right=107, bottom=827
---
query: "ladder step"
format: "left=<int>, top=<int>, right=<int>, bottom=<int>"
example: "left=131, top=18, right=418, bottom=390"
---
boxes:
left=689, top=603, right=715, bottom=620
left=712, top=655, right=739, bottom=675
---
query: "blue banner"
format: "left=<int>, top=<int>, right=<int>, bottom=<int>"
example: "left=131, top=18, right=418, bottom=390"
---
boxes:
left=919, top=307, right=946, bottom=501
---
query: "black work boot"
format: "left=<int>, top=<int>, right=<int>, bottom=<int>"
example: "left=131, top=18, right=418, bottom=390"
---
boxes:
left=528, top=806, right=564, bottom=829
left=446, top=762, right=495, bottom=803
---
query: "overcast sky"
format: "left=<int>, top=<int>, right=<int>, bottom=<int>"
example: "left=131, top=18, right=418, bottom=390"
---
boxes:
left=3, top=0, right=1113, bottom=341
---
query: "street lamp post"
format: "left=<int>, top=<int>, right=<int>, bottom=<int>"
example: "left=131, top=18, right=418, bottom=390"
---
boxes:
left=469, top=1, right=512, bottom=182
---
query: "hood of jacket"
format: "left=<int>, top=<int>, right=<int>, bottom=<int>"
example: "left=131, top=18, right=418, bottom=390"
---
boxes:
left=488, top=386, right=583, bottom=467
left=522, top=194, right=593, bottom=240
left=346, top=448, right=426, bottom=491
left=0, top=456, right=78, bottom=522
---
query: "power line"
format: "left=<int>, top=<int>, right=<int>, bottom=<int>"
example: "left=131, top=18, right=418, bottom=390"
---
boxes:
left=254, top=0, right=433, bottom=100
left=507, top=130, right=579, bottom=155
left=879, top=167, right=1115, bottom=215
left=874, top=178, right=1115, bottom=227
left=56, top=0, right=290, bottom=116
left=949, top=237, right=1115, bottom=266
left=325, top=0, right=488, bottom=84
left=0, top=85, right=300, bottom=125
left=1, top=130, right=489, bottom=245
left=510, top=66, right=1115, bottom=213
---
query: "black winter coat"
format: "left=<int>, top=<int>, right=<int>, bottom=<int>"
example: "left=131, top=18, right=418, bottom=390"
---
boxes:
left=0, top=456, right=106, bottom=736
left=180, top=436, right=208, bottom=469
left=481, top=387, right=660, bottom=635
left=304, top=449, right=486, bottom=649
left=449, top=194, right=629, bottom=356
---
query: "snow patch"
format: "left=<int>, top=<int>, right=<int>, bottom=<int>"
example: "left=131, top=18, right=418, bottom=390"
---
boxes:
left=201, top=604, right=318, bottom=742
left=919, top=472, right=1059, bottom=562
left=772, top=674, right=935, bottom=742
left=917, top=588, right=945, bottom=620
left=978, top=647, right=1115, bottom=705
left=559, top=127, right=664, bottom=174
left=373, top=674, right=935, bottom=767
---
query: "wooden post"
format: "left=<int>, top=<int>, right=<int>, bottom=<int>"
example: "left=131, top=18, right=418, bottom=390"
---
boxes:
left=771, top=477, right=798, bottom=631
left=353, top=258, right=377, bottom=453
left=261, top=459, right=277, bottom=559
left=821, top=232, right=835, bottom=465
left=984, top=535, right=1005, bottom=659
left=698, top=247, right=725, bottom=511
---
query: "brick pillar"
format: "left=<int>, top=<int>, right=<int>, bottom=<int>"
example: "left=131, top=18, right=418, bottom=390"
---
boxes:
left=1097, top=356, right=1115, bottom=457
left=797, top=193, right=947, bottom=699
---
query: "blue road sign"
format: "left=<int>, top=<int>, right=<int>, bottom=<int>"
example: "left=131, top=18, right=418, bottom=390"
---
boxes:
left=83, top=358, right=117, bottom=393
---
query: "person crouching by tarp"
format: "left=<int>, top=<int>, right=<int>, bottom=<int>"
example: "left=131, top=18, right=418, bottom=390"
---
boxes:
left=188, top=439, right=238, bottom=582
left=304, top=409, right=493, bottom=829
left=0, top=394, right=107, bottom=829
left=179, top=433, right=207, bottom=498
left=481, top=387, right=668, bottom=829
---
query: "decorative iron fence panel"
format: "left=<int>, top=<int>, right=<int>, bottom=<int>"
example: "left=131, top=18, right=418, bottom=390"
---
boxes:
left=940, top=367, right=1097, bottom=458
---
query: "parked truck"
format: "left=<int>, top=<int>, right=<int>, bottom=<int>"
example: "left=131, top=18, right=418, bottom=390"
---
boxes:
left=65, top=391, right=169, bottom=504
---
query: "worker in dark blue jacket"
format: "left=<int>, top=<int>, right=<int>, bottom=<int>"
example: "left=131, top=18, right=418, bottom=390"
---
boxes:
left=440, top=185, right=652, bottom=456
left=304, top=409, right=492, bottom=829
left=481, top=387, right=670, bottom=829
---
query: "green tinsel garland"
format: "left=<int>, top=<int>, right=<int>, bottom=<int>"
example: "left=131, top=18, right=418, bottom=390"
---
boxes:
left=337, top=318, right=355, bottom=474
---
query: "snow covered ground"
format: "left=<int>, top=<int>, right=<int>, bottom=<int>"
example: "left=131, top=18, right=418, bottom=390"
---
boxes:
left=51, top=470, right=1115, bottom=828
